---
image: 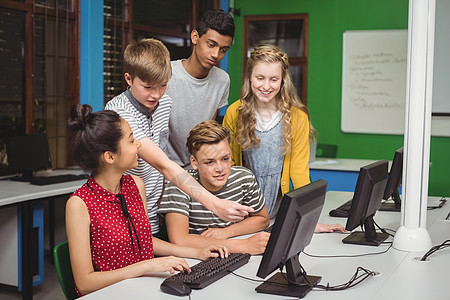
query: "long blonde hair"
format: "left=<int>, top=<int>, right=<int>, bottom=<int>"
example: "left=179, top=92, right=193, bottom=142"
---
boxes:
left=237, top=44, right=316, bottom=155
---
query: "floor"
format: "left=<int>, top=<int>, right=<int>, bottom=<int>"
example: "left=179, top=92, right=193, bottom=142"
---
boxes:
left=0, top=252, right=65, bottom=300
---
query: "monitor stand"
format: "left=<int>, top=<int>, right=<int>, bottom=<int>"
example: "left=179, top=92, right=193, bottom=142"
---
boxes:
left=379, top=191, right=401, bottom=212
left=342, top=231, right=389, bottom=246
left=256, top=273, right=321, bottom=298
left=255, top=255, right=321, bottom=298
left=379, top=201, right=401, bottom=212
left=342, top=215, right=389, bottom=246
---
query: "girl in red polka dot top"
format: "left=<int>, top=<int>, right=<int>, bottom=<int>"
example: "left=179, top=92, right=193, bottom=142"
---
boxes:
left=66, top=104, right=228, bottom=296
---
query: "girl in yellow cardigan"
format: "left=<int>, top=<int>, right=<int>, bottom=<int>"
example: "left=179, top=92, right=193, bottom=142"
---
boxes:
left=224, top=44, right=344, bottom=233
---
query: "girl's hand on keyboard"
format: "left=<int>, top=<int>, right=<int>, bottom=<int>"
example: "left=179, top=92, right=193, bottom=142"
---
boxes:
left=147, top=256, right=191, bottom=274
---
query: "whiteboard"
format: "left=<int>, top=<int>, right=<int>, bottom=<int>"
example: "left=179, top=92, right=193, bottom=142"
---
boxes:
left=341, top=30, right=408, bottom=134
left=432, top=0, right=450, bottom=115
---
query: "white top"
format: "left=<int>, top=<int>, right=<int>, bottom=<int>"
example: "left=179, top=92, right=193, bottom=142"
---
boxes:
left=255, top=110, right=282, bottom=132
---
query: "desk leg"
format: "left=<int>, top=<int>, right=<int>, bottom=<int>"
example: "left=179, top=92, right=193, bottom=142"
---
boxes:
left=21, top=202, right=33, bottom=300
left=49, top=198, right=54, bottom=265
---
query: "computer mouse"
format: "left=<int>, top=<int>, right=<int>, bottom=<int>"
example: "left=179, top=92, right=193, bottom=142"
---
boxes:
left=329, top=209, right=349, bottom=218
left=160, top=279, right=191, bottom=296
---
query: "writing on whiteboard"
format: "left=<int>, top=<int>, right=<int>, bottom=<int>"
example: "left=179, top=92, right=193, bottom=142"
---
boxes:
left=347, top=53, right=406, bottom=111
left=341, top=30, right=407, bottom=134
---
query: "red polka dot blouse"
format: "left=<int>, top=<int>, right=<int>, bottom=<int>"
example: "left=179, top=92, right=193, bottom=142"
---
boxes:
left=72, top=175, right=154, bottom=272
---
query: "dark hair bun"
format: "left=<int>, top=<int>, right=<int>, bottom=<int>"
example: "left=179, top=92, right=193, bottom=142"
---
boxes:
left=67, top=104, right=93, bottom=132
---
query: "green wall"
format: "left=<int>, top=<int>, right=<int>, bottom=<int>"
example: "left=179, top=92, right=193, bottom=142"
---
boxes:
left=227, top=0, right=449, bottom=196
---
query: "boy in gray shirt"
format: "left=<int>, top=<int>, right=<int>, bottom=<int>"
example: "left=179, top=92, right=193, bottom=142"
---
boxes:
left=166, top=8, right=234, bottom=169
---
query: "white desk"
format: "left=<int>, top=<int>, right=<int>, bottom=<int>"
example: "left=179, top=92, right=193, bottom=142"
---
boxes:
left=372, top=204, right=450, bottom=300
left=309, top=158, right=380, bottom=172
left=309, top=158, right=383, bottom=192
left=81, top=191, right=450, bottom=300
left=0, top=169, right=87, bottom=300
left=0, top=178, right=86, bottom=206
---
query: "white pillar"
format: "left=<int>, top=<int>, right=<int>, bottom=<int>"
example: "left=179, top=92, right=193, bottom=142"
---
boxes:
left=393, top=0, right=435, bottom=251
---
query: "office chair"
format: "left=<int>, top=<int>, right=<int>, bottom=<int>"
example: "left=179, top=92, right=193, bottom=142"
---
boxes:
left=53, top=241, right=78, bottom=299
left=214, top=105, right=228, bottom=125
left=316, top=143, right=338, bottom=158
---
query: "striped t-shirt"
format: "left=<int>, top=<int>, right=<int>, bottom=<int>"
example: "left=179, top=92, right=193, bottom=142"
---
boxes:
left=158, top=166, right=265, bottom=235
left=105, top=89, right=172, bottom=233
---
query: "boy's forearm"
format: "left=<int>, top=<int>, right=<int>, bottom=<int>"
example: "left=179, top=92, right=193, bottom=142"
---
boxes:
left=171, top=171, right=216, bottom=210
left=171, top=233, right=245, bottom=254
left=138, top=139, right=216, bottom=211
left=157, top=156, right=216, bottom=211
left=225, top=215, right=270, bottom=238
left=138, top=138, right=251, bottom=221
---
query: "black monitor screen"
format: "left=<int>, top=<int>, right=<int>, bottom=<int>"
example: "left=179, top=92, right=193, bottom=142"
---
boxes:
left=5, top=133, right=52, bottom=180
left=380, top=147, right=403, bottom=211
left=255, top=179, right=327, bottom=298
left=343, top=160, right=388, bottom=246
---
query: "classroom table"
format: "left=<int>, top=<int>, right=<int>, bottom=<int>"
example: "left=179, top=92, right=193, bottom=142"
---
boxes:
left=309, top=158, right=388, bottom=192
left=81, top=191, right=449, bottom=300
left=371, top=204, right=450, bottom=300
left=0, top=170, right=87, bottom=300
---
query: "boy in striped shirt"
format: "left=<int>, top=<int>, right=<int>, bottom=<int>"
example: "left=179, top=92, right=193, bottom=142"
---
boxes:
left=158, top=120, right=271, bottom=255
left=105, top=38, right=253, bottom=238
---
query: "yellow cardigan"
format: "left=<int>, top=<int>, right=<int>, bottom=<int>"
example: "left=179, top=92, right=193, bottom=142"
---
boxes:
left=223, top=100, right=311, bottom=196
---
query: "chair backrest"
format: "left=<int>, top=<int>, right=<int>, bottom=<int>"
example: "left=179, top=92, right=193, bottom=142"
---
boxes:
left=309, top=141, right=317, bottom=162
left=316, top=143, right=338, bottom=158
left=53, top=241, right=78, bottom=299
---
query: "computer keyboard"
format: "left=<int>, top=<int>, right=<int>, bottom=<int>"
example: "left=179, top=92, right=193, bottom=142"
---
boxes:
left=329, top=199, right=352, bottom=217
left=29, top=174, right=89, bottom=185
left=161, top=252, right=251, bottom=290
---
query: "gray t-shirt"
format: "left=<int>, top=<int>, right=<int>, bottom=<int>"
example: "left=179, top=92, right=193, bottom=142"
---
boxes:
left=165, top=60, right=229, bottom=169
left=158, top=166, right=265, bottom=235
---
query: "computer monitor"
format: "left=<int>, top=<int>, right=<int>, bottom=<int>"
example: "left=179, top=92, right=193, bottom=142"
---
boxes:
left=343, top=160, right=389, bottom=246
left=4, top=133, right=52, bottom=181
left=255, top=179, right=327, bottom=298
left=380, top=147, right=404, bottom=212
